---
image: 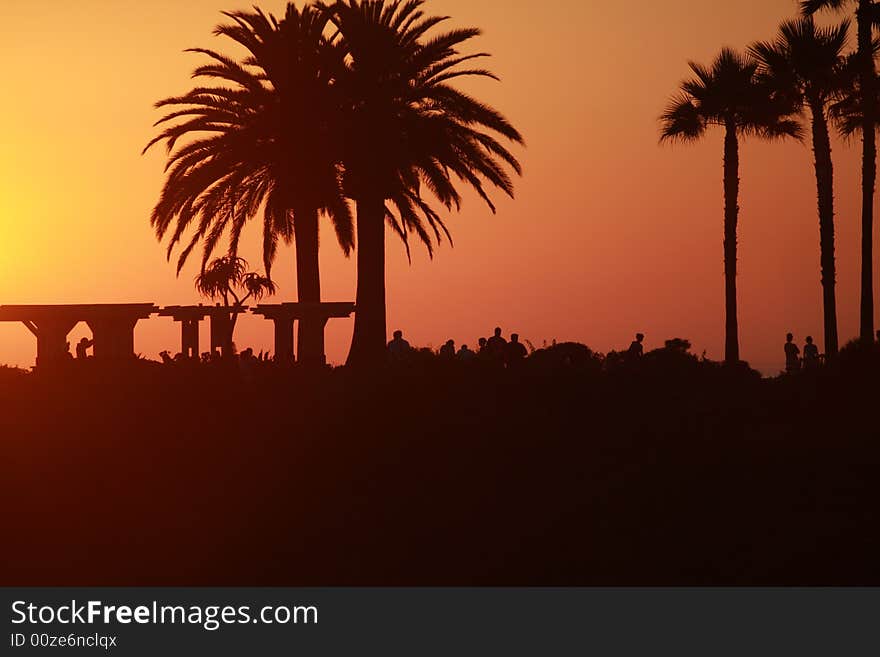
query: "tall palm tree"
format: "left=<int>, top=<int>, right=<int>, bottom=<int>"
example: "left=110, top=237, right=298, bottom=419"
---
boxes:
left=144, top=5, right=353, bottom=366
left=750, top=17, right=850, bottom=358
left=802, top=0, right=880, bottom=341
left=661, top=48, right=802, bottom=365
left=322, top=0, right=524, bottom=367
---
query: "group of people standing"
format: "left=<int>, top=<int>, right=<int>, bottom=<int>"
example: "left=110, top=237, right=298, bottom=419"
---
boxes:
left=784, top=333, right=821, bottom=373
left=387, top=327, right=529, bottom=366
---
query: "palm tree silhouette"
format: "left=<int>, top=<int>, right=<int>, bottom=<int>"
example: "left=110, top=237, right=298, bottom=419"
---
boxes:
left=322, top=0, right=524, bottom=366
left=750, top=17, right=850, bottom=358
left=195, top=255, right=277, bottom=353
left=661, top=48, right=802, bottom=365
left=144, top=5, right=353, bottom=366
left=829, top=55, right=880, bottom=139
left=802, top=0, right=880, bottom=341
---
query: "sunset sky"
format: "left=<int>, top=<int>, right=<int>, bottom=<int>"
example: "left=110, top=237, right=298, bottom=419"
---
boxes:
left=0, top=0, right=876, bottom=373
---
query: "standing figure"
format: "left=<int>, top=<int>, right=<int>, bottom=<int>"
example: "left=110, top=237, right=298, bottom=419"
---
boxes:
left=627, top=333, right=645, bottom=359
left=784, top=333, right=801, bottom=373
left=457, top=344, right=476, bottom=362
left=486, top=327, right=507, bottom=362
left=387, top=330, right=412, bottom=362
left=506, top=333, right=528, bottom=367
left=803, top=336, right=820, bottom=370
left=439, top=339, right=456, bottom=359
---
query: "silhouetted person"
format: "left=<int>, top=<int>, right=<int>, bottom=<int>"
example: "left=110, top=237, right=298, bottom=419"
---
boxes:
left=439, top=339, right=456, bottom=359
left=160, top=350, right=174, bottom=365
left=803, top=336, right=820, bottom=370
left=506, top=333, right=528, bottom=367
left=475, top=337, right=490, bottom=363
left=785, top=333, right=801, bottom=373
left=75, top=337, right=94, bottom=359
left=627, top=333, right=644, bottom=359
left=239, top=347, right=258, bottom=381
left=457, top=344, right=476, bottom=362
left=387, top=330, right=412, bottom=362
left=487, top=327, right=507, bottom=362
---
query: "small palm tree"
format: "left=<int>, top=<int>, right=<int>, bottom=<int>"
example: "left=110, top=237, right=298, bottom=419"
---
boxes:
left=661, top=48, right=802, bottom=364
left=195, top=255, right=277, bottom=352
left=802, top=0, right=880, bottom=341
left=322, top=0, right=524, bottom=367
left=145, top=5, right=352, bottom=366
left=750, top=17, right=850, bottom=358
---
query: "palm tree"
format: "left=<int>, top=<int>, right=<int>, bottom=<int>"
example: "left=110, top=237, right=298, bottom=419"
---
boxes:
left=750, top=17, right=850, bottom=358
left=802, top=0, right=880, bottom=341
left=144, top=5, right=353, bottom=366
left=195, top=255, right=277, bottom=353
left=661, top=48, right=802, bottom=365
left=829, top=55, right=880, bottom=136
left=322, top=0, right=524, bottom=367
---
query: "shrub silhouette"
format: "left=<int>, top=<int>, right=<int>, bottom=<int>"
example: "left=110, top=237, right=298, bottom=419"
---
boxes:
left=528, top=342, right=603, bottom=373
left=832, top=337, right=880, bottom=377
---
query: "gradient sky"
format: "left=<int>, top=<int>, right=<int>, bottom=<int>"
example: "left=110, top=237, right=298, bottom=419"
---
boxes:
left=1, top=0, right=877, bottom=373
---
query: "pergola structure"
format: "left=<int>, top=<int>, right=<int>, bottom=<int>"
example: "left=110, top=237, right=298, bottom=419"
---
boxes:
left=0, top=304, right=158, bottom=367
left=0, top=301, right=356, bottom=368
left=251, top=302, right=356, bottom=364
left=157, top=304, right=247, bottom=358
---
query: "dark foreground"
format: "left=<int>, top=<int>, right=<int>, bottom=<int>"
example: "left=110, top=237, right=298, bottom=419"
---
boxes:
left=1, top=343, right=878, bottom=585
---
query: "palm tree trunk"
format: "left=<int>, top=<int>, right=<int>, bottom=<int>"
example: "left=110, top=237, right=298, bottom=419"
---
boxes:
left=723, top=122, right=740, bottom=365
left=294, top=207, right=324, bottom=366
left=346, top=196, right=387, bottom=367
left=229, top=310, right=239, bottom=354
left=858, top=0, right=876, bottom=341
left=809, top=99, right=839, bottom=358
left=217, top=309, right=235, bottom=356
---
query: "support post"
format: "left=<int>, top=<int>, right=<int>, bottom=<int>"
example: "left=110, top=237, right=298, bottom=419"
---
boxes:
left=273, top=317, right=295, bottom=364
left=209, top=312, right=230, bottom=355
left=251, top=303, right=354, bottom=367
left=297, top=315, right=331, bottom=367
left=31, top=319, right=78, bottom=368
left=87, top=317, right=138, bottom=360
left=181, top=319, right=199, bottom=358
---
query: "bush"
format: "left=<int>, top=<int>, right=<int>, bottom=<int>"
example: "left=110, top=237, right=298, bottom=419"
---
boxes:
left=527, top=342, right=603, bottom=373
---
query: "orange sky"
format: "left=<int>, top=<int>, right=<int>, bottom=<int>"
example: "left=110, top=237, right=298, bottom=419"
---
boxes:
left=1, top=0, right=877, bottom=374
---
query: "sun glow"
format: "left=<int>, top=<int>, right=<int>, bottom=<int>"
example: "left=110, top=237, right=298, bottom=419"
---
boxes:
left=0, top=164, right=22, bottom=283
left=0, top=161, right=40, bottom=285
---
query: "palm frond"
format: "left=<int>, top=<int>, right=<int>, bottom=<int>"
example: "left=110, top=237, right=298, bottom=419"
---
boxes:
left=660, top=47, right=801, bottom=146
left=801, top=0, right=849, bottom=17
left=324, top=0, right=523, bottom=255
left=145, top=5, right=352, bottom=275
